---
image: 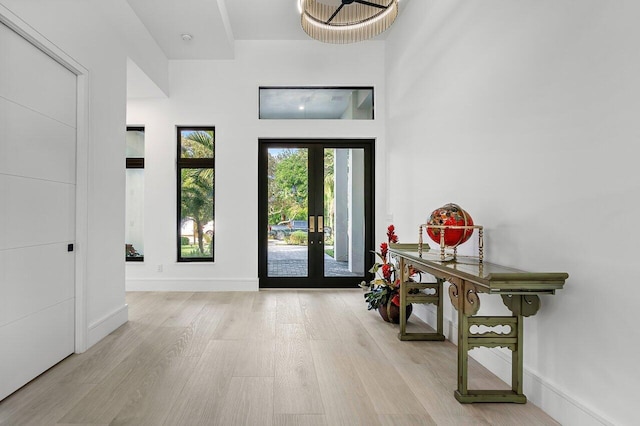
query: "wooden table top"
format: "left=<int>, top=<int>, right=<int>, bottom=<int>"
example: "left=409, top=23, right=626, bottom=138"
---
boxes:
left=389, top=244, right=568, bottom=294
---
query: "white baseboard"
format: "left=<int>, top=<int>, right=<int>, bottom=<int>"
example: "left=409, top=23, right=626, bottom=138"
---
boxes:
left=87, top=304, right=128, bottom=348
left=411, top=305, right=613, bottom=426
left=469, top=347, right=613, bottom=426
left=125, top=277, right=259, bottom=292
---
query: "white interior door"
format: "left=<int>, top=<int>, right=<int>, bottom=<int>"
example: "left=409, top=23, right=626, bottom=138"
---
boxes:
left=0, top=21, right=76, bottom=401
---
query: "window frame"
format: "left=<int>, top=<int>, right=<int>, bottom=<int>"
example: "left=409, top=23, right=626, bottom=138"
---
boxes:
left=258, top=86, right=375, bottom=120
left=126, top=126, right=145, bottom=262
left=176, top=126, right=215, bottom=262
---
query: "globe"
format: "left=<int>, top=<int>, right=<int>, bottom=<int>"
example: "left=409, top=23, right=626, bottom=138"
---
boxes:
left=426, top=203, right=474, bottom=247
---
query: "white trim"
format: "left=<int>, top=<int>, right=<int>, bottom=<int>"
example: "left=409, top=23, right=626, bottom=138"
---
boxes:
left=412, top=305, right=613, bottom=426
left=0, top=5, right=85, bottom=75
left=87, top=305, right=128, bottom=348
left=74, top=72, right=90, bottom=353
left=126, top=278, right=259, bottom=292
left=0, top=5, right=90, bottom=353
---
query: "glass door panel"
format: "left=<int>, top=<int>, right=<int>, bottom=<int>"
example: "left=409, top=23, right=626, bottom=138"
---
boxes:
left=323, top=148, right=365, bottom=277
left=266, top=148, right=308, bottom=277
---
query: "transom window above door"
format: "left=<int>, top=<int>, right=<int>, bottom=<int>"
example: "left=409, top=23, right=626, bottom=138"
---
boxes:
left=259, top=87, right=374, bottom=120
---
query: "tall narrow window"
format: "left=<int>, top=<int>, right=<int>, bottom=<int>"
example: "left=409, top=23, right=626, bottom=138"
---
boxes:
left=177, top=127, right=215, bottom=262
left=126, top=127, right=144, bottom=261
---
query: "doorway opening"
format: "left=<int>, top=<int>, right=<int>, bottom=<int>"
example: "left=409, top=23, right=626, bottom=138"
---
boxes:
left=258, top=139, right=374, bottom=288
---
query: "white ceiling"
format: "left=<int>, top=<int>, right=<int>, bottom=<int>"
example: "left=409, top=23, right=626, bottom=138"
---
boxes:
left=125, top=0, right=409, bottom=60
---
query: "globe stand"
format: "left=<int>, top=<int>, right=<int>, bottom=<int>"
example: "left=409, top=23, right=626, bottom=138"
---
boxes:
left=418, top=224, right=484, bottom=263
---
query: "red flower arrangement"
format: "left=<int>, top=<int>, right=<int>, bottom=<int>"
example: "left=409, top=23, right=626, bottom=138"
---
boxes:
left=359, top=225, right=405, bottom=316
left=360, top=225, right=425, bottom=322
left=387, top=225, right=398, bottom=243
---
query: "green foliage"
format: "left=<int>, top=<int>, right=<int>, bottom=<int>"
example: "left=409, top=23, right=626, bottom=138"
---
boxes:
left=268, top=149, right=308, bottom=224
left=181, top=244, right=212, bottom=258
left=181, top=130, right=213, bottom=158
left=286, top=230, right=308, bottom=245
left=180, top=236, right=189, bottom=245
left=267, top=148, right=336, bottom=228
left=362, top=285, right=391, bottom=311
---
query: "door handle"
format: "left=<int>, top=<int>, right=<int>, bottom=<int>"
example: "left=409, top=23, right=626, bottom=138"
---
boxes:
left=309, top=216, right=315, bottom=233
left=317, top=216, right=324, bottom=243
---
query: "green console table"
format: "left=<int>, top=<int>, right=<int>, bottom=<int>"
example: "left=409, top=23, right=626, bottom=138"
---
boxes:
left=389, top=243, right=568, bottom=404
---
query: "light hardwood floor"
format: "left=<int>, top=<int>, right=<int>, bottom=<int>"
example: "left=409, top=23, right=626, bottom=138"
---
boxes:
left=0, top=290, right=559, bottom=425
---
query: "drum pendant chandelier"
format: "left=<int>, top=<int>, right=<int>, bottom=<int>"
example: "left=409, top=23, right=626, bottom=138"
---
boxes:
left=300, top=0, right=399, bottom=44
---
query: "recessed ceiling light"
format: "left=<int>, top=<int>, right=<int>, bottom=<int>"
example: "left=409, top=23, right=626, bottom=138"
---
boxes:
left=181, top=33, right=193, bottom=41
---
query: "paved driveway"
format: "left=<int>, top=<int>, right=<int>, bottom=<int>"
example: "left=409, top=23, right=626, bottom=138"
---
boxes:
left=267, top=241, right=360, bottom=278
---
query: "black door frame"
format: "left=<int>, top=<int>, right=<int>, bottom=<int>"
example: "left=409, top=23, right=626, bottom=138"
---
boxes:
left=258, top=138, right=375, bottom=288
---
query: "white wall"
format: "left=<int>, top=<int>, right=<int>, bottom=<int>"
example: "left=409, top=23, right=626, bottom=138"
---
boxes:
left=126, top=40, right=386, bottom=291
left=385, top=1, right=639, bottom=425
left=0, top=0, right=168, bottom=348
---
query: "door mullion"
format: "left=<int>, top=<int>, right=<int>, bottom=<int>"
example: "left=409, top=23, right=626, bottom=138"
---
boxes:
left=308, top=146, right=322, bottom=279
left=307, top=147, right=315, bottom=278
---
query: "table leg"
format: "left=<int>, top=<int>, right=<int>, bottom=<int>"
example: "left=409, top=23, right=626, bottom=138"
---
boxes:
left=512, top=301, right=525, bottom=396
left=399, top=257, right=407, bottom=338
left=397, top=272, right=445, bottom=341
left=453, top=286, right=528, bottom=403
left=437, top=278, right=444, bottom=336
left=457, top=307, right=469, bottom=396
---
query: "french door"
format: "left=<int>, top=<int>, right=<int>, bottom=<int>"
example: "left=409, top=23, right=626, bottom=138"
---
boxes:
left=258, top=139, right=374, bottom=288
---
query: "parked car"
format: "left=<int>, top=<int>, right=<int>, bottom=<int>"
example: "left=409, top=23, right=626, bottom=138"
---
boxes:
left=269, top=220, right=308, bottom=240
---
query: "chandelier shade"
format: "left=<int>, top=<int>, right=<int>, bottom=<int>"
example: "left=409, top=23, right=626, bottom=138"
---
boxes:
left=301, top=0, right=399, bottom=44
